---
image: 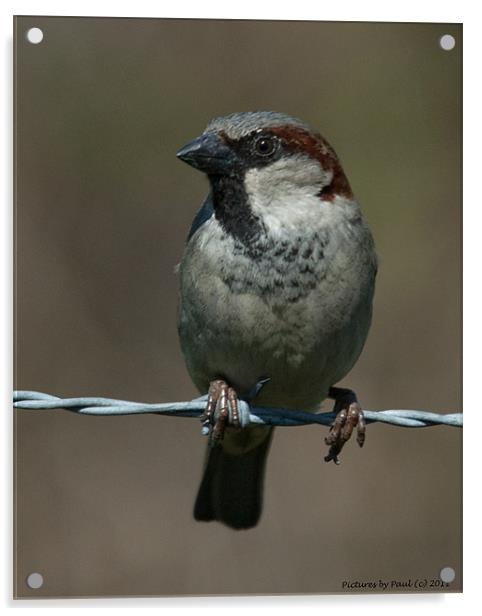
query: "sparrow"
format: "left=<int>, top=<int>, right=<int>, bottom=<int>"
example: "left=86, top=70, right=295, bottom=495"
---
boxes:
left=176, top=111, right=377, bottom=529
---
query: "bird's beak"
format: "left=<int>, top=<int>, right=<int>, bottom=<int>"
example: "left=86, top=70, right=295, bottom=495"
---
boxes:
left=176, top=132, right=237, bottom=174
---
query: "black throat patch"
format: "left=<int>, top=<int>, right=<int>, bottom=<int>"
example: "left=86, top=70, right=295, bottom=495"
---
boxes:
left=209, top=173, right=265, bottom=250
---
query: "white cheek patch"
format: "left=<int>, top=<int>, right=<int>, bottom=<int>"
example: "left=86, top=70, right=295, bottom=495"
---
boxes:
left=244, top=155, right=333, bottom=233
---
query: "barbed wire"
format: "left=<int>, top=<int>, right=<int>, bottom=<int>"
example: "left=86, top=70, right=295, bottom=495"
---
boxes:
left=13, top=390, right=462, bottom=430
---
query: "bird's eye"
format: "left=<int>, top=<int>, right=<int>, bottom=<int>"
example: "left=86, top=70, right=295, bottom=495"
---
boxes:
left=254, top=135, right=277, bottom=157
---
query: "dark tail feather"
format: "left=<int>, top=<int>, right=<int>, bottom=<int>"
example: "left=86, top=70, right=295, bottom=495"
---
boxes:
left=194, top=427, right=274, bottom=530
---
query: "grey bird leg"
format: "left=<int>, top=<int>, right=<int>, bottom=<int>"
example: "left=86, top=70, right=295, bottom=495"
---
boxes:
left=324, top=387, right=366, bottom=464
left=201, top=379, right=240, bottom=444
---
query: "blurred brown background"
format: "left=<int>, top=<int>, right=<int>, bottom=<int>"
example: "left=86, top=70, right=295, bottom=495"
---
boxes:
left=14, top=17, right=461, bottom=597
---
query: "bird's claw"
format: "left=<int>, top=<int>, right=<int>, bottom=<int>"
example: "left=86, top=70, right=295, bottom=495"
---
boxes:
left=200, top=379, right=240, bottom=444
left=324, top=401, right=366, bottom=464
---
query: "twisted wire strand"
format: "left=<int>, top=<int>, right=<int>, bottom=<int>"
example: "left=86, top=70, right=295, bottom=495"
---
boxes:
left=13, top=390, right=462, bottom=429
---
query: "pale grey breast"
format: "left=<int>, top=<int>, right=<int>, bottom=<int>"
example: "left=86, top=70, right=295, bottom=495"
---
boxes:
left=178, top=207, right=376, bottom=411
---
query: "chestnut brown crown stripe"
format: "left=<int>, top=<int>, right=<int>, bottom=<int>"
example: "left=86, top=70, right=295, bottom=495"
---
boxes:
left=268, top=126, right=353, bottom=202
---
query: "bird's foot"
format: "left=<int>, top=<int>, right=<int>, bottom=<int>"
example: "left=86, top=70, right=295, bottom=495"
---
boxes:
left=324, top=387, right=366, bottom=464
left=200, top=379, right=240, bottom=444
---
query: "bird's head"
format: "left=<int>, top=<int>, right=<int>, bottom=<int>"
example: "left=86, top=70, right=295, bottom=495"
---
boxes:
left=177, top=111, right=354, bottom=241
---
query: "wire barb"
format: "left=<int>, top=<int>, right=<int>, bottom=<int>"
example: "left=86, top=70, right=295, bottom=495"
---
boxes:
left=13, top=390, right=462, bottom=429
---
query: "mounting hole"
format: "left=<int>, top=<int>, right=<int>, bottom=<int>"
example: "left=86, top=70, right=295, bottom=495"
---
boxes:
left=440, top=566, right=455, bottom=583
left=26, top=27, right=44, bottom=45
left=439, top=34, right=455, bottom=51
left=26, top=572, right=44, bottom=589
